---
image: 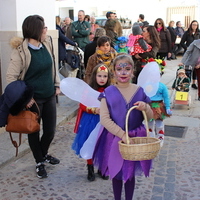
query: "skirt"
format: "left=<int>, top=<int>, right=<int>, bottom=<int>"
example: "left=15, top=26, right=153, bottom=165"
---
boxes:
left=72, top=112, right=99, bottom=156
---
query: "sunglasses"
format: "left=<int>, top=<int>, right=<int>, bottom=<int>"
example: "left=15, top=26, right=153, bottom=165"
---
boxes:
left=156, top=23, right=161, bottom=25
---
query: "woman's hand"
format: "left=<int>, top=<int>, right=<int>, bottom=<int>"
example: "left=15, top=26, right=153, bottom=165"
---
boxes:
left=26, top=98, right=35, bottom=108
left=135, top=54, right=142, bottom=59
left=55, top=87, right=61, bottom=96
left=134, top=101, right=146, bottom=111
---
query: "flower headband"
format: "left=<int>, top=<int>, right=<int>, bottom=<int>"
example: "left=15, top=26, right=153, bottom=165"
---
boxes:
left=97, top=65, right=108, bottom=73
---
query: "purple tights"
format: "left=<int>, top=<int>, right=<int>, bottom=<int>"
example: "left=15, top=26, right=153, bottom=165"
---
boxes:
left=112, top=177, right=135, bottom=200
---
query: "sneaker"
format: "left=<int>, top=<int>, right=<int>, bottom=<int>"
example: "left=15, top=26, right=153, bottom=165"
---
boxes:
left=158, top=136, right=164, bottom=147
left=36, top=162, right=48, bottom=179
left=45, top=154, right=60, bottom=165
left=192, top=84, right=198, bottom=89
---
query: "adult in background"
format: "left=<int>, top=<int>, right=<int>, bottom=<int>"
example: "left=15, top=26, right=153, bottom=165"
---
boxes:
left=89, top=16, right=96, bottom=41
left=72, top=10, right=90, bottom=51
left=180, top=20, right=200, bottom=89
left=154, top=18, right=171, bottom=60
left=62, top=17, right=73, bottom=40
left=180, top=38, right=200, bottom=100
left=167, top=20, right=177, bottom=60
left=132, top=25, right=161, bottom=83
left=137, top=14, right=149, bottom=29
left=102, top=11, right=115, bottom=27
left=113, top=12, right=123, bottom=37
left=104, top=11, right=122, bottom=37
left=104, top=19, right=118, bottom=47
left=174, top=21, right=185, bottom=58
left=84, top=28, right=106, bottom=68
left=7, top=15, right=60, bottom=178
left=84, top=15, right=90, bottom=22
left=84, top=35, right=117, bottom=84
left=56, top=16, right=76, bottom=65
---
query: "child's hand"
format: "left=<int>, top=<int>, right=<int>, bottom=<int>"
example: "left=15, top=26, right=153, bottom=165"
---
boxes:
left=134, top=101, right=146, bottom=111
left=95, top=108, right=100, bottom=114
left=166, top=109, right=172, bottom=115
left=121, top=132, right=134, bottom=144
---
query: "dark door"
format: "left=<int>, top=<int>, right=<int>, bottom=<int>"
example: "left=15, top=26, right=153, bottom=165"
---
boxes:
left=69, top=10, right=74, bottom=21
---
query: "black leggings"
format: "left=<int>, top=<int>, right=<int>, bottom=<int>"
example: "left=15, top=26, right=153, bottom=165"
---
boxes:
left=28, top=95, right=57, bottom=163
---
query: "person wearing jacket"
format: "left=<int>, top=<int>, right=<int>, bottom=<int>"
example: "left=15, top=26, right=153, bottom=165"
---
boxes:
left=174, top=21, right=185, bottom=57
left=56, top=16, right=76, bottom=65
left=84, top=36, right=118, bottom=84
left=180, top=39, right=200, bottom=100
left=6, top=15, right=60, bottom=179
left=167, top=21, right=177, bottom=60
left=84, top=28, right=106, bottom=68
left=180, top=20, right=200, bottom=89
left=71, top=10, right=91, bottom=51
left=154, top=18, right=172, bottom=60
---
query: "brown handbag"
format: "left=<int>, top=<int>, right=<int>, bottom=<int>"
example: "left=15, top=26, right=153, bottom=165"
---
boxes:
left=6, top=101, right=40, bottom=156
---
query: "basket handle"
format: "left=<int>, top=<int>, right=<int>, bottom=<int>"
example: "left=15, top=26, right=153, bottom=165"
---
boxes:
left=125, top=106, right=150, bottom=145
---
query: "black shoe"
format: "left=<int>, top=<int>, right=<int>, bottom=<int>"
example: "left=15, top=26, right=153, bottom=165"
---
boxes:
left=45, top=154, right=60, bottom=165
left=36, top=162, right=48, bottom=179
left=87, top=164, right=95, bottom=181
left=198, top=97, right=200, bottom=101
left=192, top=84, right=198, bottom=89
left=97, top=170, right=109, bottom=180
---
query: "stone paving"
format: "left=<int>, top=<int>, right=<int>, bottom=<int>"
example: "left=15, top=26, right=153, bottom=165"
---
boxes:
left=0, top=56, right=200, bottom=200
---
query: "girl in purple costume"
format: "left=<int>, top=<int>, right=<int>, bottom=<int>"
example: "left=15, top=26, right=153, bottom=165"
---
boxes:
left=93, top=54, right=153, bottom=200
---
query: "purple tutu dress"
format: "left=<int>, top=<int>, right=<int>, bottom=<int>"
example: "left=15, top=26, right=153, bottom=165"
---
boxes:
left=93, top=85, right=152, bottom=182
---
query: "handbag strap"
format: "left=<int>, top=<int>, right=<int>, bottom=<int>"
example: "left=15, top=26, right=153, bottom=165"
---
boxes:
left=32, top=99, right=40, bottom=117
left=9, top=132, right=22, bottom=157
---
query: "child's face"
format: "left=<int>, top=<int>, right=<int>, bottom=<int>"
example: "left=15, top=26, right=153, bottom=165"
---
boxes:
left=114, top=60, right=133, bottom=83
left=98, top=42, right=111, bottom=54
left=178, top=72, right=185, bottom=78
left=96, top=71, right=108, bottom=86
left=119, top=43, right=126, bottom=48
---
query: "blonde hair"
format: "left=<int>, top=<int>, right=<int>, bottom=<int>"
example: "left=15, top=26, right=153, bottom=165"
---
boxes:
left=56, top=16, right=61, bottom=25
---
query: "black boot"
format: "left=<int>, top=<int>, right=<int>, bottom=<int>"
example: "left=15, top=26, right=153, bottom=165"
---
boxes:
left=87, top=164, right=95, bottom=181
left=98, top=170, right=109, bottom=180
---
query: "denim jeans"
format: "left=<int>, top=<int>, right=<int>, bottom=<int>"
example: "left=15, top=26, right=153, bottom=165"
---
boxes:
left=28, top=95, right=57, bottom=163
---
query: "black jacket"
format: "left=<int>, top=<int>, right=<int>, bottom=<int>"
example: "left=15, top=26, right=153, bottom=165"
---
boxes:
left=167, top=26, right=177, bottom=44
left=180, top=29, right=200, bottom=52
left=56, top=25, right=76, bottom=62
left=84, top=38, right=98, bottom=68
left=0, top=80, right=34, bottom=127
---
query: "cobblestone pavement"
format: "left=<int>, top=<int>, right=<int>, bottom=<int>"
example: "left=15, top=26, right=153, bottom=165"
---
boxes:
left=0, top=56, right=200, bottom=200
left=0, top=116, right=200, bottom=200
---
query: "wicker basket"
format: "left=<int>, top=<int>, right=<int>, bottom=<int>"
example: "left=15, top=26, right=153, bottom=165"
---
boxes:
left=118, top=106, right=161, bottom=161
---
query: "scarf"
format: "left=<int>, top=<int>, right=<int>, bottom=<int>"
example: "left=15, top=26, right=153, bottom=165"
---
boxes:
left=96, top=47, right=117, bottom=69
left=156, top=27, right=163, bottom=32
